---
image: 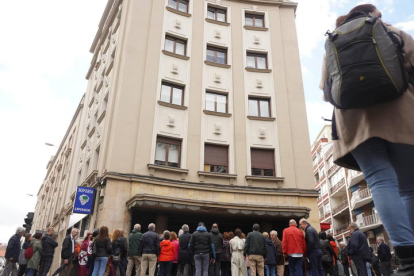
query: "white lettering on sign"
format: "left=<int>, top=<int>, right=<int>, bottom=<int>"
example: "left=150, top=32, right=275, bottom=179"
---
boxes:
left=78, top=188, right=94, bottom=194
left=74, top=207, right=91, bottom=212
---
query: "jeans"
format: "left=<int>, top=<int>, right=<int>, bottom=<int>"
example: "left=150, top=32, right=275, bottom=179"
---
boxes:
left=351, top=256, right=367, bottom=276
left=159, top=261, right=173, bottom=276
left=25, top=269, right=37, bottom=276
left=287, top=256, right=303, bottom=276
left=322, top=260, right=336, bottom=276
left=38, top=258, right=53, bottom=276
left=265, top=265, right=276, bottom=276
left=308, top=249, right=324, bottom=276
left=92, top=257, right=108, bottom=276
left=351, top=138, right=414, bottom=247
left=177, top=263, right=191, bottom=276
left=114, top=258, right=126, bottom=276
left=209, top=254, right=221, bottom=276
left=194, top=253, right=209, bottom=276
left=17, top=264, right=27, bottom=276
left=366, top=262, right=372, bottom=276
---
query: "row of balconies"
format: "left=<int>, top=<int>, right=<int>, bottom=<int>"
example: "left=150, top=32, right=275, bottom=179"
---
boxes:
left=330, top=178, right=345, bottom=194
left=351, top=188, right=372, bottom=209
left=332, top=199, right=349, bottom=215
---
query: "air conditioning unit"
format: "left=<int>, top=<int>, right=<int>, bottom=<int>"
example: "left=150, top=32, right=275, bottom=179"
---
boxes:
left=367, top=231, right=375, bottom=239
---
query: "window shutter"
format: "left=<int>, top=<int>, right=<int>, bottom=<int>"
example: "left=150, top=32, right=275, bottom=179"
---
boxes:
left=251, top=149, right=275, bottom=170
left=205, top=144, right=228, bottom=166
left=157, top=136, right=182, bottom=146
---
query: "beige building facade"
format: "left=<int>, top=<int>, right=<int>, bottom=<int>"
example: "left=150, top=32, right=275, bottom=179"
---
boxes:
left=32, top=0, right=319, bottom=269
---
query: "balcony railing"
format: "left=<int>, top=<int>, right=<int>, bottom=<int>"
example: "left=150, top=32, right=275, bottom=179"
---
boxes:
left=351, top=188, right=372, bottom=208
left=328, top=164, right=339, bottom=176
left=332, top=200, right=349, bottom=215
left=330, top=178, right=345, bottom=194
left=360, top=213, right=381, bottom=228
left=325, top=144, right=333, bottom=159
left=335, top=222, right=350, bottom=236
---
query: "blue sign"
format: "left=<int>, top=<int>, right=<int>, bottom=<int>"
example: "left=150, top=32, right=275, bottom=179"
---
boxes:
left=73, top=187, right=96, bottom=214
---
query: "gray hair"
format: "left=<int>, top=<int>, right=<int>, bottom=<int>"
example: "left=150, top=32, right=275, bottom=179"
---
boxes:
left=178, top=229, right=184, bottom=236
left=72, top=228, right=79, bottom=233
left=16, top=227, right=26, bottom=234
left=377, top=236, right=384, bottom=241
left=47, top=227, right=55, bottom=232
left=182, top=224, right=189, bottom=232
left=349, top=222, right=359, bottom=230
left=270, top=230, right=277, bottom=236
left=134, top=224, right=141, bottom=230
left=299, top=218, right=309, bottom=225
left=339, top=241, right=346, bottom=246
left=148, top=223, right=156, bottom=231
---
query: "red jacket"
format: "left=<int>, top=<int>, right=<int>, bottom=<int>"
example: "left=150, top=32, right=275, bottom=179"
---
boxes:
left=282, top=225, right=306, bottom=255
left=159, top=240, right=175, bottom=262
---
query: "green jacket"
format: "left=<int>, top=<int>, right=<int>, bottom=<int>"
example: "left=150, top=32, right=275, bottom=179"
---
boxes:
left=27, top=239, right=42, bottom=270
left=128, top=229, right=142, bottom=256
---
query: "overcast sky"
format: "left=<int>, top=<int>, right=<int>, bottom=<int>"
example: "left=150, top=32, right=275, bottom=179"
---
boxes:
left=1, top=0, right=413, bottom=243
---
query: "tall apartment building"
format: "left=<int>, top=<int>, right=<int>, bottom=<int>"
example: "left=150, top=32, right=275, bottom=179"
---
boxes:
left=32, top=0, right=319, bottom=269
left=311, top=125, right=392, bottom=253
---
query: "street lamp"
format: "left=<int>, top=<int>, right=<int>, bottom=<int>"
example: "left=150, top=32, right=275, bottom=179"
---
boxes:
left=45, top=143, right=56, bottom=147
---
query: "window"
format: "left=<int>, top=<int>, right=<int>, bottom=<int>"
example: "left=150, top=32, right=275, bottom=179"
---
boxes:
left=204, top=144, right=228, bottom=173
left=160, top=82, right=184, bottom=105
left=246, top=53, right=268, bottom=69
left=205, top=92, right=227, bottom=113
left=206, top=46, right=227, bottom=64
left=168, top=0, right=189, bottom=13
left=251, top=148, right=275, bottom=176
left=207, top=6, right=226, bottom=22
left=321, top=183, right=328, bottom=195
left=155, top=136, right=181, bottom=168
left=164, top=36, right=186, bottom=56
left=245, top=13, right=264, bottom=28
left=248, top=98, right=270, bottom=117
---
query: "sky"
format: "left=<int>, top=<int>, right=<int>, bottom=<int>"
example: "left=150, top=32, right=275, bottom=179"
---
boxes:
left=0, top=0, right=413, bottom=243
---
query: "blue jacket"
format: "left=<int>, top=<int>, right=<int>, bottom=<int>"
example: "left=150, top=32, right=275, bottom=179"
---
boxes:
left=347, top=230, right=371, bottom=262
left=5, top=234, right=21, bottom=262
left=265, top=238, right=277, bottom=265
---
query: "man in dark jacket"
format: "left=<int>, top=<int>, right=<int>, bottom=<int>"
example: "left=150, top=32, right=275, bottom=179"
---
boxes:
left=244, top=224, right=267, bottom=276
left=264, top=233, right=277, bottom=276
left=138, top=223, right=160, bottom=276
left=347, top=223, right=371, bottom=276
left=39, top=227, right=58, bottom=276
left=178, top=224, right=192, bottom=276
left=60, top=228, right=79, bottom=276
left=377, top=237, right=393, bottom=276
left=2, top=226, right=25, bottom=276
left=209, top=223, right=223, bottom=276
left=270, top=230, right=284, bottom=276
left=319, top=231, right=337, bottom=276
left=189, top=222, right=216, bottom=276
left=299, top=219, right=324, bottom=276
left=339, top=242, right=350, bottom=276
left=127, top=224, right=143, bottom=276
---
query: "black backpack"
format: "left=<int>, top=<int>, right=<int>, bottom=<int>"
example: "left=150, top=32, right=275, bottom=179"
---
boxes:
left=324, top=12, right=411, bottom=109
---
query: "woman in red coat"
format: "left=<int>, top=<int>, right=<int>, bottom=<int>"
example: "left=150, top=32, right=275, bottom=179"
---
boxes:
left=158, top=231, right=175, bottom=276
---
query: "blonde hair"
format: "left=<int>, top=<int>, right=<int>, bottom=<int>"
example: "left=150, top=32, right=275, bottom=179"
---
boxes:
left=263, top=232, right=269, bottom=238
left=170, top=231, right=178, bottom=241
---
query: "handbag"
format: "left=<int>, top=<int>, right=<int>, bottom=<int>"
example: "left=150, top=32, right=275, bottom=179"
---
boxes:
left=92, top=241, right=97, bottom=256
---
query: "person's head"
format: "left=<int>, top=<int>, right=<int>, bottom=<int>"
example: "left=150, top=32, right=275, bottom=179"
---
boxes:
left=47, top=227, right=55, bottom=235
left=148, top=223, right=156, bottom=231
left=270, top=230, right=278, bottom=241
left=98, top=226, right=109, bottom=241
left=71, top=228, right=79, bottom=239
left=339, top=241, right=346, bottom=249
left=253, top=223, right=260, bottom=231
left=376, top=236, right=384, bottom=244
left=24, top=233, right=32, bottom=241
left=223, top=232, right=229, bottom=241
left=336, top=4, right=381, bottom=27
left=198, top=222, right=204, bottom=227
left=16, top=226, right=26, bottom=237
left=178, top=229, right=184, bottom=237
left=319, top=231, right=327, bottom=240
left=234, top=228, right=242, bottom=238
left=241, top=233, right=246, bottom=239
left=228, top=231, right=234, bottom=240
left=112, top=229, right=122, bottom=242
left=327, top=235, right=335, bottom=242
left=212, top=223, right=218, bottom=229
left=182, top=224, right=189, bottom=232
left=170, top=231, right=178, bottom=241
left=85, top=232, right=93, bottom=241
left=289, top=219, right=297, bottom=227
left=349, top=222, right=359, bottom=233
left=33, top=232, right=42, bottom=240
left=163, top=230, right=170, bottom=240
left=299, top=218, right=309, bottom=230
left=134, top=224, right=141, bottom=231
left=92, top=228, right=99, bottom=238
left=263, top=232, right=269, bottom=239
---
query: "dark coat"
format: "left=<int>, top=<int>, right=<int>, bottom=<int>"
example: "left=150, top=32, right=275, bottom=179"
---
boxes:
left=221, top=240, right=231, bottom=262
left=61, top=235, right=74, bottom=260
left=5, top=234, right=21, bottom=262
left=190, top=226, right=215, bottom=258
left=244, top=231, right=267, bottom=257
left=320, top=239, right=336, bottom=263
left=113, top=238, right=127, bottom=257
left=210, top=228, right=223, bottom=254
left=265, top=238, right=277, bottom=265
left=94, top=237, right=113, bottom=257
left=138, top=230, right=160, bottom=256
left=304, top=225, right=320, bottom=254
left=178, top=232, right=192, bottom=264
left=273, top=238, right=284, bottom=266
left=378, top=242, right=392, bottom=262
left=340, top=247, right=349, bottom=265
left=347, top=230, right=371, bottom=262
left=41, top=234, right=58, bottom=258
left=128, top=229, right=142, bottom=257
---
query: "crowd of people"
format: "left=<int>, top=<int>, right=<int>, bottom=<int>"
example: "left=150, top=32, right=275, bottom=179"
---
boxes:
left=1, top=219, right=396, bottom=276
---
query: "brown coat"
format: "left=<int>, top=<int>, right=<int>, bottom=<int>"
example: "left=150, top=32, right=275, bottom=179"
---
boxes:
left=320, top=25, right=414, bottom=170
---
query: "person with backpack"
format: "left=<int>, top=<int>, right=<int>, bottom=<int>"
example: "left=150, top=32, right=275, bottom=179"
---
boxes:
left=39, top=227, right=58, bottom=276
left=26, top=233, right=43, bottom=276
left=112, top=229, right=127, bottom=276
left=17, top=233, right=32, bottom=276
left=320, top=4, right=414, bottom=276
left=319, top=232, right=337, bottom=276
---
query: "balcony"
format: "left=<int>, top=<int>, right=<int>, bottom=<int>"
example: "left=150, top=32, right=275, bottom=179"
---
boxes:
left=359, top=213, right=382, bottom=232
left=330, top=178, right=346, bottom=195
left=335, top=222, right=350, bottom=236
left=328, top=164, right=339, bottom=177
left=325, top=144, right=333, bottom=159
left=332, top=200, right=349, bottom=216
left=351, top=188, right=372, bottom=210
left=348, top=170, right=364, bottom=187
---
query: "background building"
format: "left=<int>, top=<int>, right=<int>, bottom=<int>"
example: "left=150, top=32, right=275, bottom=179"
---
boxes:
left=32, top=0, right=319, bottom=270
left=311, top=125, right=393, bottom=253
